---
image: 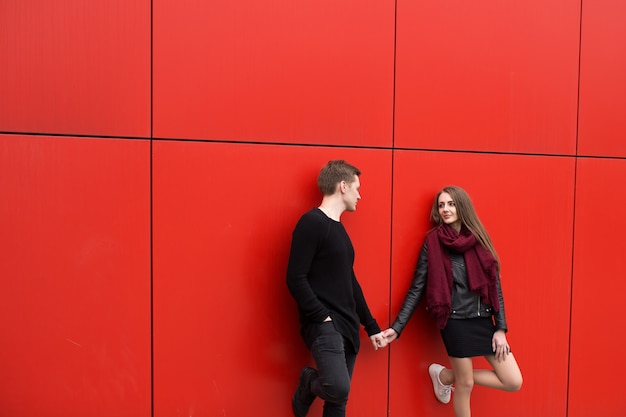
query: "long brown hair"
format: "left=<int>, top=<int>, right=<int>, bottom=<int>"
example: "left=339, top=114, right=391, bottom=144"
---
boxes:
left=430, top=186, right=500, bottom=265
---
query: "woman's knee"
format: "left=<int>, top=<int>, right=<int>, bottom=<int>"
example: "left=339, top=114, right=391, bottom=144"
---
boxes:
left=455, top=376, right=474, bottom=393
left=499, top=362, right=523, bottom=392
left=504, top=373, right=523, bottom=392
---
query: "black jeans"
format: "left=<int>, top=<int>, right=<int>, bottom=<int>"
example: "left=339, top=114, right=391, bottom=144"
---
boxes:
left=307, top=322, right=357, bottom=417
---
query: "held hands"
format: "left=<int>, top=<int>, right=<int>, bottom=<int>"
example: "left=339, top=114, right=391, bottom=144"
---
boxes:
left=369, top=332, right=388, bottom=350
left=382, top=328, right=398, bottom=344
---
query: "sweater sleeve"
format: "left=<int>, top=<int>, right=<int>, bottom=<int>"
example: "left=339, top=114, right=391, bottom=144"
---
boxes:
left=285, top=213, right=331, bottom=323
left=391, top=243, right=428, bottom=337
left=352, top=271, right=381, bottom=336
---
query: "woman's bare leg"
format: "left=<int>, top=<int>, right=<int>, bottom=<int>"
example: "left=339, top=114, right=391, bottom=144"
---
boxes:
left=472, top=354, right=523, bottom=391
left=448, top=357, right=474, bottom=417
left=436, top=354, right=521, bottom=417
left=439, top=354, right=522, bottom=392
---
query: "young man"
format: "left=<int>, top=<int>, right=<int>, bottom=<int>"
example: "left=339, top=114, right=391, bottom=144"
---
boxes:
left=286, top=160, right=387, bottom=417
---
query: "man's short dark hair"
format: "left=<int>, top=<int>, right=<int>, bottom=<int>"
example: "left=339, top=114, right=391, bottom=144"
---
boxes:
left=317, top=160, right=361, bottom=195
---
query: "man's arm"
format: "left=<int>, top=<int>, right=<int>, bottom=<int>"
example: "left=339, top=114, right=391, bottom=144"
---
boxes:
left=352, top=272, right=381, bottom=336
left=352, top=274, right=388, bottom=350
left=286, top=215, right=330, bottom=323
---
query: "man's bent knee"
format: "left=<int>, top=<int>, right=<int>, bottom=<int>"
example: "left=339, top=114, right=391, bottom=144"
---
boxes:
left=322, top=381, right=350, bottom=404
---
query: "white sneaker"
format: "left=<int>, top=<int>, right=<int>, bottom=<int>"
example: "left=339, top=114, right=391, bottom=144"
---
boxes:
left=428, top=363, right=454, bottom=404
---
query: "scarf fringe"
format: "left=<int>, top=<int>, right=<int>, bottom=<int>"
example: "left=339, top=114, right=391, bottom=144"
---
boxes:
left=427, top=303, right=451, bottom=329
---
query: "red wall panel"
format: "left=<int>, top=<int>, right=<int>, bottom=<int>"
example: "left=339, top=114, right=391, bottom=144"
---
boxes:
left=578, top=0, right=626, bottom=157
left=394, top=0, right=579, bottom=154
left=2, top=1, right=624, bottom=415
left=152, top=141, right=391, bottom=416
left=0, top=1, right=150, bottom=137
left=0, top=136, right=151, bottom=416
left=569, top=158, right=626, bottom=416
left=388, top=150, right=575, bottom=416
left=152, top=0, right=394, bottom=146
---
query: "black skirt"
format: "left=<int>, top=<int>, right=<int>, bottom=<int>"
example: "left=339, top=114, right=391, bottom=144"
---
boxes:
left=440, top=317, right=496, bottom=358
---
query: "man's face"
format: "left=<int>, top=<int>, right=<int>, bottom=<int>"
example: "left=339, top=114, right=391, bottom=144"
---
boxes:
left=342, top=175, right=361, bottom=212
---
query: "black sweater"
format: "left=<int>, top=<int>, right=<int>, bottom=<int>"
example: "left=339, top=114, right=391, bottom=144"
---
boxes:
left=286, top=208, right=380, bottom=352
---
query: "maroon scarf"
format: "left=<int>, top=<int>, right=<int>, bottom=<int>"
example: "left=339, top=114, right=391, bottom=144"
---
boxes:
left=425, top=223, right=500, bottom=329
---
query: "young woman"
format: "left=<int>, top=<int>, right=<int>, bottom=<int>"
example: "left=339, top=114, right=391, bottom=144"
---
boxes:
left=383, top=186, right=522, bottom=417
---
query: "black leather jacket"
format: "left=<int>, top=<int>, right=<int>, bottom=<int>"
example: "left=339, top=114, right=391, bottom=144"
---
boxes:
left=391, top=243, right=507, bottom=336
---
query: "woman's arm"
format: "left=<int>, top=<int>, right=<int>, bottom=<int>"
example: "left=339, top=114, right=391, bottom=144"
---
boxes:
left=390, top=243, right=429, bottom=337
left=493, top=273, right=508, bottom=332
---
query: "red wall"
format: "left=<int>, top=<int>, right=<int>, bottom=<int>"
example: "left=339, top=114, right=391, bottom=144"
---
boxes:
left=1, top=0, right=625, bottom=416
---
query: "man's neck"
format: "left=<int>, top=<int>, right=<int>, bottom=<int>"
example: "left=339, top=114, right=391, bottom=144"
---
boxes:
left=318, top=197, right=344, bottom=222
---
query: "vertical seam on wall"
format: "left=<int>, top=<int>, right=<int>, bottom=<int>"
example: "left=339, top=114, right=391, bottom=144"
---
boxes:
left=387, top=1, right=398, bottom=416
left=568, top=159, right=578, bottom=417
left=149, top=0, right=154, bottom=416
left=567, top=1, right=584, bottom=416
left=575, top=0, right=582, bottom=158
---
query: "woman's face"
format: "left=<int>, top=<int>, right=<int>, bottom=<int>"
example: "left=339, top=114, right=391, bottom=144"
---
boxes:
left=438, top=192, right=461, bottom=231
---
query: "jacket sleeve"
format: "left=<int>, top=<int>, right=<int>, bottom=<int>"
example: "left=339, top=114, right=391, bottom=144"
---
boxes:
left=352, top=271, right=381, bottom=336
left=494, top=273, right=508, bottom=332
left=391, top=243, right=428, bottom=337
